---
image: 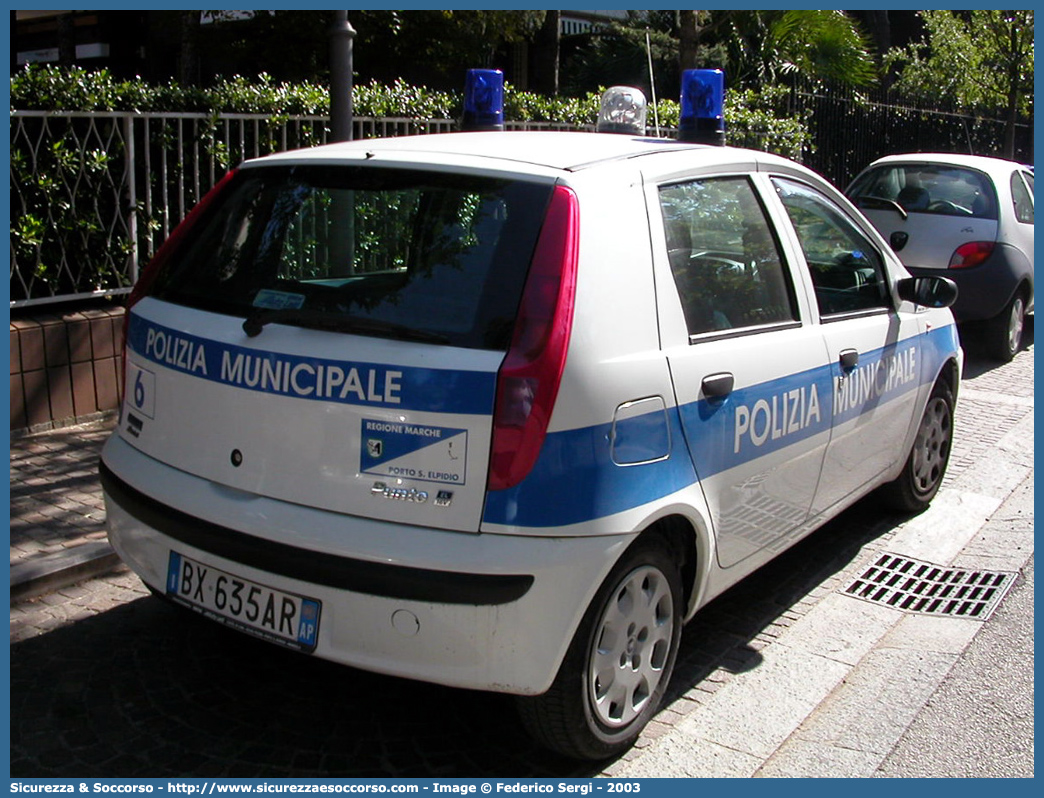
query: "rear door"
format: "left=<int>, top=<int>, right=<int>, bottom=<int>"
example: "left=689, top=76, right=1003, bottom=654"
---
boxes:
left=120, top=163, right=554, bottom=533
left=654, top=173, right=832, bottom=569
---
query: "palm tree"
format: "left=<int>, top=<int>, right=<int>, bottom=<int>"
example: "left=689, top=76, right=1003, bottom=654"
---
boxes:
left=561, top=10, right=877, bottom=98
left=711, top=10, right=877, bottom=89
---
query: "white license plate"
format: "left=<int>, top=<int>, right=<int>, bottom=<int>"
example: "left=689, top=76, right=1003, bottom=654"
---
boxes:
left=166, top=551, right=321, bottom=652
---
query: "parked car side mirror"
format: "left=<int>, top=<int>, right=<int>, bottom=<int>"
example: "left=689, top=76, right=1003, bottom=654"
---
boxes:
left=897, top=275, right=959, bottom=309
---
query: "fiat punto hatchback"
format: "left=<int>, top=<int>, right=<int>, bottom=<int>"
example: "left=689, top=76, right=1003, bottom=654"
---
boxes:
left=101, top=129, right=961, bottom=759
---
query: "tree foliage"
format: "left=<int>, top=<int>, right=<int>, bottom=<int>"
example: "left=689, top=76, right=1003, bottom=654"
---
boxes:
left=886, top=10, right=1033, bottom=115
left=561, top=11, right=695, bottom=98
left=885, top=10, right=1033, bottom=157
left=559, top=10, right=876, bottom=104
left=706, top=10, right=878, bottom=89
left=350, top=9, right=545, bottom=89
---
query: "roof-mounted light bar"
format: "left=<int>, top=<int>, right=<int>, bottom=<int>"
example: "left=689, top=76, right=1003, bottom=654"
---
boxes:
left=462, top=68, right=504, bottom=132
left=678, top=69, right=725, bottom=146
left=596, top=86, right=648, bottom=136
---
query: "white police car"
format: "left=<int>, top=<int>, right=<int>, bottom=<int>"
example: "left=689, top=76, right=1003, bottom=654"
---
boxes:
left=101, top=75, right=961, bottom=760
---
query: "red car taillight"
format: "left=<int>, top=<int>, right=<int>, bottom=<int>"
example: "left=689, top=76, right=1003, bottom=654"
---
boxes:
left=948, top=241, right=995, bottom=269
left=487, top=185, right=579, bottom=492
left=120, top=169, right=238, bottom=393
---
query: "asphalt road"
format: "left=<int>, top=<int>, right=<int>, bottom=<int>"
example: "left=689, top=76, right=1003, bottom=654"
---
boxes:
left=877, top=553, right=1034, bottom=777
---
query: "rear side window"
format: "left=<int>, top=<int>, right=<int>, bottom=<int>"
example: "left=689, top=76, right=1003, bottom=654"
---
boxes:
left=774, top=178, right=890, bottom=318
left=849, top=164, right=998, bottom=220
left=1010, top=171, right=1034, bottom=224
left=148, top=165, right=553, bottom=350
left=659, top=176, right=797, bottom=337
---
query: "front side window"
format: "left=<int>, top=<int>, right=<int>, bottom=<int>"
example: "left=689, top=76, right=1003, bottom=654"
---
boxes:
left=774, top=178, right=890, bottom=318
left=148, top=165, right=553, bottom=350
left=849, top=163, right=998, bottom=220
left=659, top=177, right=797, bottom=337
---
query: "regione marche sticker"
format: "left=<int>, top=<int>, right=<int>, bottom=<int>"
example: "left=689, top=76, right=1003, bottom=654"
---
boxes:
left=361, top=419, right=467, bottom=485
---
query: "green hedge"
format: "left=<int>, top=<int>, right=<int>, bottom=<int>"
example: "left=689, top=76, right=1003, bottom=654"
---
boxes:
left=11, top=64, right=809, bottom=157
left=11, top=65, right=810, bottom=303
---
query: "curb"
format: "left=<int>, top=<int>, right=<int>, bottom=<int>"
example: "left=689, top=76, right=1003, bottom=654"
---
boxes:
left=10, top=541, right=126, bottom=603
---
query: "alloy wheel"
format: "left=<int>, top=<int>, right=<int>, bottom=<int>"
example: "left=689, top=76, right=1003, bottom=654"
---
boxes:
left=587, top=565, right=675, bottom=728
left=911, top=395, right=952, bottom=495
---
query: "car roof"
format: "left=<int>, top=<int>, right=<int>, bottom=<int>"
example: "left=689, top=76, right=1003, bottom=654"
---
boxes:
left=247, top=130, right=794, bottom=175
left=863, top=152, right=1026, bottom=177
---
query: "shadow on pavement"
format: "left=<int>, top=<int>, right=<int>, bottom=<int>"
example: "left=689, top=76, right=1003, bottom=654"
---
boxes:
left=959, top=314, right=1033, bottom=380
left=11, top=495, right=906, bottom=779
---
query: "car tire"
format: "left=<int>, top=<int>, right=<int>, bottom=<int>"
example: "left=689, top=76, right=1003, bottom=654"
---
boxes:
left=879, top=379, right=954, bottom=513
left=516, top=535, right=683, bottom=760
left=986, top=292, right=1026, bottom=362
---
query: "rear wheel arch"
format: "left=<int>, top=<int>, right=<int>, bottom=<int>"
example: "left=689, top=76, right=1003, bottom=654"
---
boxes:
left=1008, top=279, right=1032, bottom=313
left=1016, top=279, right=1032, bottom=312
left=987, top=285, right=1029, bottom=361
left=641, top=514, right=702, bottom=614
left=515, top=515, right=702, bottom=759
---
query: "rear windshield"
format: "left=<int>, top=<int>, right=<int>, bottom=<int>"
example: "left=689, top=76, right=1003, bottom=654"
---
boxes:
left=848, top=163, right=998, bottom=220
left=148, top=165, right=554, bottom=350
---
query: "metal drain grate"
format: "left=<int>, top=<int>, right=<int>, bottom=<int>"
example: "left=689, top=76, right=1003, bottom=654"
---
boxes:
left=844, top=553, right=1017, bottom=620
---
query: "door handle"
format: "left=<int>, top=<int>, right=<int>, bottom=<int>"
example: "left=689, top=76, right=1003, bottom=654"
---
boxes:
left=839, top=348, right=859, bottom=372
left=701, top=372, right=734, bottom=399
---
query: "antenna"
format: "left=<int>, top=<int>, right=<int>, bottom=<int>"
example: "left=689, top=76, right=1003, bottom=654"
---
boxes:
left=645, top=29, right=660, bottom=137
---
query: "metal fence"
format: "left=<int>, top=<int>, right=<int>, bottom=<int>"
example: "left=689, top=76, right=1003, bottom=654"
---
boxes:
left=789, top=83, right=1034, bottom=188
left=9, top=111, right=458, bottom=308
left=10, top=96, right=1033, bottom=308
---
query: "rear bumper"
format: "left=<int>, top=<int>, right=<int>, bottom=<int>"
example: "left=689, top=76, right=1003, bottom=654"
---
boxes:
left=101, top=434, right=631, bottom=695
left=909, top=245, right=1032, bottom=323
left=101, top=460, right=533, bottom=606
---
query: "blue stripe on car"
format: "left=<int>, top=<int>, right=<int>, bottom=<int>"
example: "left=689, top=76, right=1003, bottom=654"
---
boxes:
left=127, top=314, right=496, bottom=414
left=484, top=326, right=959, bottom=529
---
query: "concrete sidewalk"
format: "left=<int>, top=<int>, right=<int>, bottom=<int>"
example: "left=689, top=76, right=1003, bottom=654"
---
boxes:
left=610, top=433, right=1034, bottom=777
left=10, top=415, right=122, bottom=602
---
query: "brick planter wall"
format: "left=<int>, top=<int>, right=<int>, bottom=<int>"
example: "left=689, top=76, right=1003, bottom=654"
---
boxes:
left=10, top=304, right=125, bottom=434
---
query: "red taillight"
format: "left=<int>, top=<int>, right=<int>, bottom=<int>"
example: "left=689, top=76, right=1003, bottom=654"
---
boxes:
left=487, top=185, right=579, bottom=492
left=120, top=169, right=238, bottom=393
left=948, top=241, right=994, bottom=269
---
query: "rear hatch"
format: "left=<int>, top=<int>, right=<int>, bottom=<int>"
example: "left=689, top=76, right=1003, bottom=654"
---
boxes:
left=118, top=162, right=555, bottom=533
left=848, top=161, right=999, bottom=270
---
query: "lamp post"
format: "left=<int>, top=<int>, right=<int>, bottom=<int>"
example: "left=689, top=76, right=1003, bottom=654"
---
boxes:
left=329, top=11, right=355, bottom=142
left=328, top=12, right=356, bottom=274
